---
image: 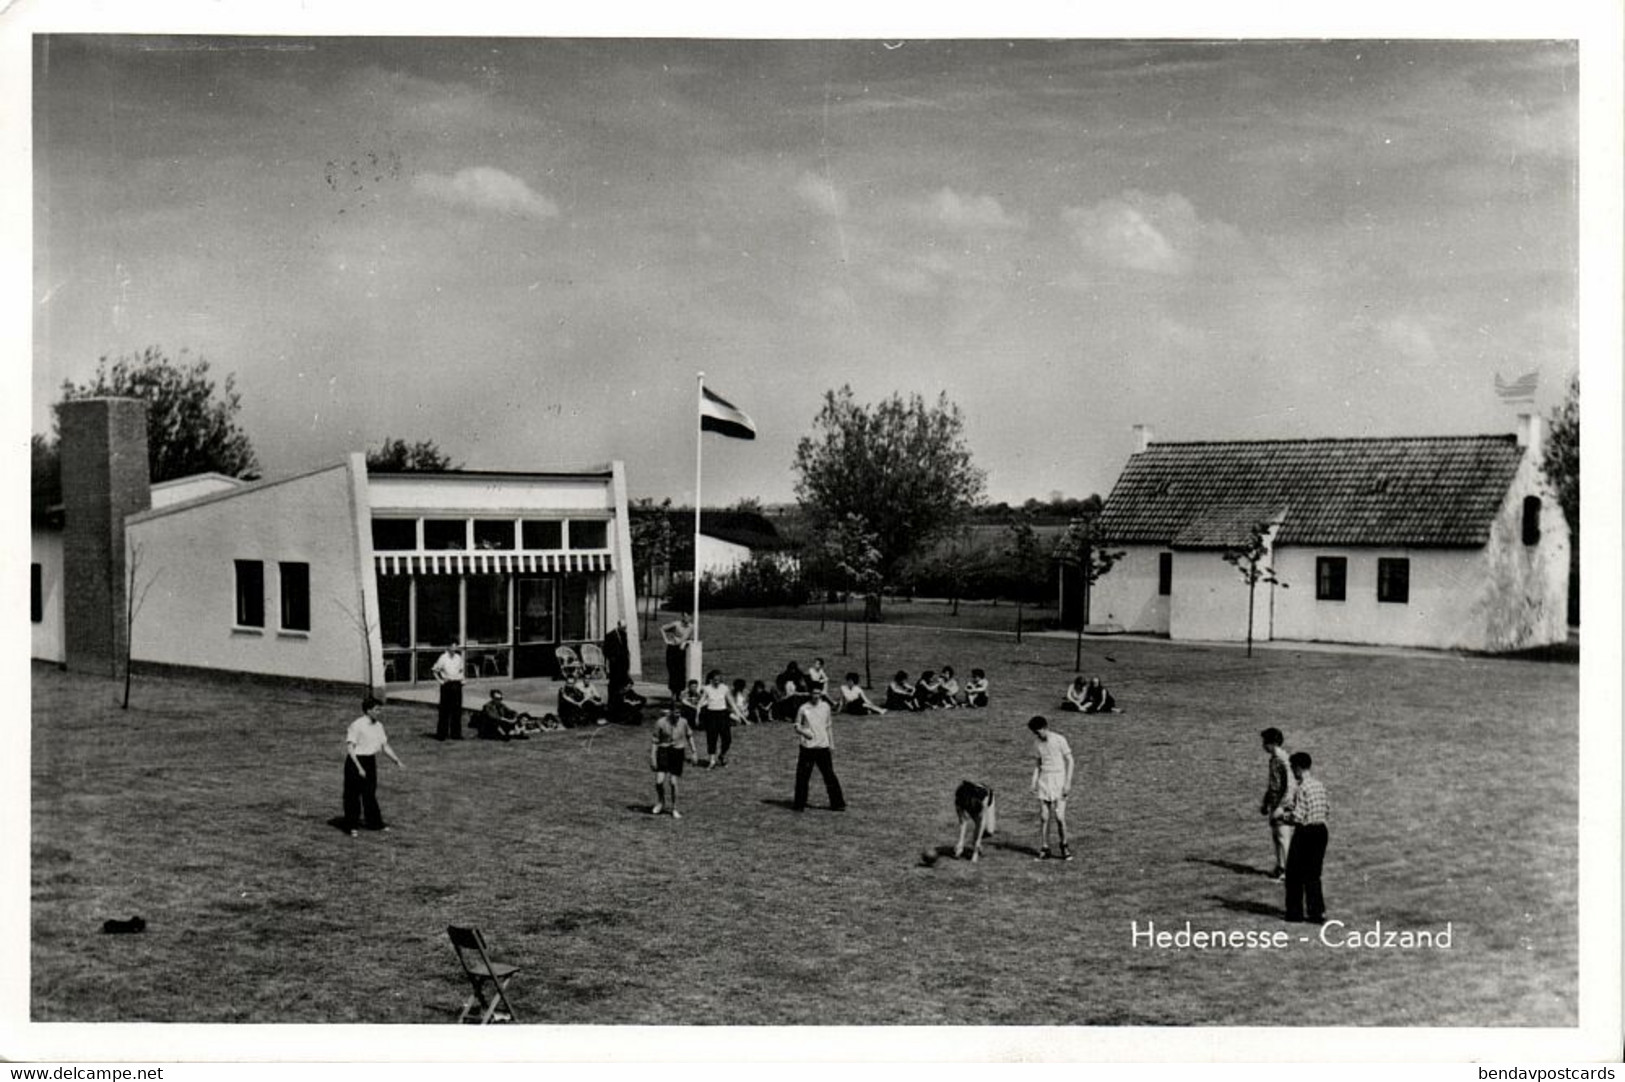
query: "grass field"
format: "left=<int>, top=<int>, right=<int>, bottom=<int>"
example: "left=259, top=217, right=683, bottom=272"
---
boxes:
left=31, top=615, right=1578, bottom=1025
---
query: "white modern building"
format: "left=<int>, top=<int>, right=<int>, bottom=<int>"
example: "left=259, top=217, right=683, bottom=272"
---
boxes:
left=1086, top=419, right=1569, bottom=652
left=35, top=397, right=641, bottom=688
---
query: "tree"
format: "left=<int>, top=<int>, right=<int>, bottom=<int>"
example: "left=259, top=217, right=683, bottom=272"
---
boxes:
left=58, top=347, right=260, bottom=483
left=823, top=513, right=883, bottom=678
left=31, top=433, right=61, bottom=516
left=629, top=498, right=676, bottom=639
left=1053, top=517, right=1125, bottom=670
left=793, top=385, right=986, bottom=619
left=1004, top=510, right=1043, bottom=643
left=1221, top=516, right=1289, bottom=658
left=366, top=437, right=458, bottom=472
left=122, top=540, right=160, bottom=709
left=1543, top=373, right=1579, bottom=625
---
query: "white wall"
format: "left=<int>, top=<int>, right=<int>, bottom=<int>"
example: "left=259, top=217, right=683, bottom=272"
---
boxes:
left=149, top=474, right=243, bottom=509
left=31, top=527, right=64, bottom=663
left=697, top=534, right=752, bottom=577
left=1087, top=546, right=1171, bottom=634
left=367, top=473, right=614, bottom=514
left=1271, top=546, right=1481, bottom=649
left=126, top=463, right=371, bottom=684
left=1168, top=550, right=1277, bottom=643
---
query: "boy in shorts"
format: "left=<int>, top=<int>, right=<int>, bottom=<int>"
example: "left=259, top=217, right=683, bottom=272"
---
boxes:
left=1028, top=715, right=1075, bottom=861
left=650, top=705, right=697, bottom=818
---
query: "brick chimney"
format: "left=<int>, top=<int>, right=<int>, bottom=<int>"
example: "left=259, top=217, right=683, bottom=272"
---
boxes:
left=58, top=398, right=152, bottom=678
left=1132, top=424, right=1155, bottom=453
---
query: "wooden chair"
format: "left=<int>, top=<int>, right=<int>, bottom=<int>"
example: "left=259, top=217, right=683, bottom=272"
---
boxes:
left=447, top=925, right=521, bottom=1024
left=554, top=646, right=583, bottom=680
left=578, top=643, right=608, bottom=680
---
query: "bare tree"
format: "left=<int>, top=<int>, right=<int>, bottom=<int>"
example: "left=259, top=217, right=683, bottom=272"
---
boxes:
left=1053, top=518, right=1125, bottom=671
left=1221, top=517, right=1289, bottom=658
left=121, top=540, right=160, bottom=709
left=333, top=596, right=380, bottom=692
left=825, top=514, right=883, bottom=681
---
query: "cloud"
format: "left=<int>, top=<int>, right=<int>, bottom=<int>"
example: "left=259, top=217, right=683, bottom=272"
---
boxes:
left=914, top=188, right=1024, bottom=231
left=1061, top=190, right=1210, bottom=275
left=412, top=167, right=560, bottom=220
left=794, top=171, right=848, bottom=218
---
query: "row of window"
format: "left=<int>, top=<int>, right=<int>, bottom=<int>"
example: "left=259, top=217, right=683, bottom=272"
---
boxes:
left=371, top=517, right=609, bottom=553
left=1316, top=556, right=1410, bottom=604
left=235, top=560, right=311, bottom=632
left=1151, top=552, right=1413, bottom=605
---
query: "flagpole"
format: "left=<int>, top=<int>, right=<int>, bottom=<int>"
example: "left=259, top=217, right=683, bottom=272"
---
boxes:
left=693, top=371, right=704, bottom=643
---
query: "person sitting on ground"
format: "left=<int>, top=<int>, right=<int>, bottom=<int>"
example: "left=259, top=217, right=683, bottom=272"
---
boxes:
left=1062, top=675, right=1091, bottom=712
left=806, top=657, right=830, bottom=699
left=476, top=689, right=530, bottom=741
left=836, top=672, right=887, bottom=715
left=1081, top=675, right=1119, bottom=714
left=677, top=679, right=702, bottom=726
left=939, top=665, right=965, bottom=708
left=558, top=675, right=607, bottom=728
left=747, top=679, right=777, bottom=725
left=963, top=668, right=990, bottom=708
left=885, top=671, right=920, bottom=712
left=773, top=661, right=811, bottom=721
left=915, top=670, right=951, bottom=709
left=609, top=675, right=648, bottom=725
left=729, top=678, right=753, bottom=727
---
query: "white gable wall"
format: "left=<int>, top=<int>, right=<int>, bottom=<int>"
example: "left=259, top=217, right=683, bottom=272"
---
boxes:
left=126, top=462, right=371, bottom=684
left=1087, top=546, right=1169, bottom=634
left=31, top=527, right=65, bottom=663
left=697, top=534, right=752, bottom=578
left=1271, top=546, right=1482, bottom=649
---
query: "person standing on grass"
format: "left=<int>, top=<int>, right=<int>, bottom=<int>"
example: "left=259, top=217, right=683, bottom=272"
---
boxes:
left=343, top=696, right=404, bottom=837
left=1259, top=727, right=1296, bottom=880
left=1280, top=752, right=1330, bottom=923
left=649, top=705, right=697, bottom=819
left=1028, top=716, right=1074, bottom=861
left=792, top=690, right=846, bottom=812
left=432, top=643, right=465, bottom=740
left=698, top=669, right=734, bottom=767
left=660, top=613, right=694, bottom=701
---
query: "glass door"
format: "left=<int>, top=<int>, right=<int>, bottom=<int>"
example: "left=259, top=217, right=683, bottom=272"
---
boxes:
left=513, top=577, right=557, bottom=678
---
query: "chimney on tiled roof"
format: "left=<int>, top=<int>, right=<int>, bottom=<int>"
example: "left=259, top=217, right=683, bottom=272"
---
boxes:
left=1515, top=412, right=1542, bottom=460
left=1132, top=424, right=1155, bottom=453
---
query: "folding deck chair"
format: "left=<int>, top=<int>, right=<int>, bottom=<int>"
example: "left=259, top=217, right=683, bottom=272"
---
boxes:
left=447, top=925, right=521, bottom=1024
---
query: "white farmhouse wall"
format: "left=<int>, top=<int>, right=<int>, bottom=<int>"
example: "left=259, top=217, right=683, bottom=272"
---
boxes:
left=697, top=534, right=752, bottom=578
left=31, top=527, right=64, bottom=663
left=1167, top=550, right=1275, bottom=643
left=126, top=463, right=370, bottom=684
left=1472, top=451, right=1569, bottom=650
left=1271, top=547, right=1481, bottom=649
left=1088, top=546, right=1170, bottom=633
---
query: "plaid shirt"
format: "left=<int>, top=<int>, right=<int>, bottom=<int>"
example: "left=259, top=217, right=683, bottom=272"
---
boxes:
left=1284, top=774, right=1329, bottom=826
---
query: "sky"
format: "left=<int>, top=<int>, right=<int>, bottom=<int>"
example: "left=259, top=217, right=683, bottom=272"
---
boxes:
left=31, top=35, right=1578, bottom=505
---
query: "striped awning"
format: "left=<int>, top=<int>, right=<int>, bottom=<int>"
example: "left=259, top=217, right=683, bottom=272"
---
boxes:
left=375, top=552, right=613, bottom=575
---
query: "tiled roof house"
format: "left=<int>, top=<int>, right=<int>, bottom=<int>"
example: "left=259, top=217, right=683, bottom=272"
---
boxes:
left=1085, top=423, right=1569, bottom=651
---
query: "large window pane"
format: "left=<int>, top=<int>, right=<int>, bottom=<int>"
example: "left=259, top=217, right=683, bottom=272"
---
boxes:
left=416, top=577, right=460, bottom=646
left=516, top=579, right=556, bottom=642
left=377, top=575, right=411, bottom=648
left=372, top=518, right=418, bottom=551
left=466, top=575, right=508, bottom=644
left=568, top=520, right=608, bottom=549
left=521, top=520, right=563, bottom=550
left=424, top=519, right=467, bottom=550
left=234, top=560, right=265, bottom=627
left=279, top=562, right=311, bottom=631
left=560, top=577, right=590, bottom=641
left=474, top=520, right=516, bottom=550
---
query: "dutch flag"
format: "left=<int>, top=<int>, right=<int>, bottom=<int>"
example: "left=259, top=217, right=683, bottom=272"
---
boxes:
left=700, top=386, right=757, bottom=440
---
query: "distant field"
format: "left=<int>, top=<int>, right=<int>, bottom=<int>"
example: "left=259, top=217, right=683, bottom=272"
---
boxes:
left=31, top=615, right=1578, bottom=1025
left=673, top=596, right=1066, bottom=637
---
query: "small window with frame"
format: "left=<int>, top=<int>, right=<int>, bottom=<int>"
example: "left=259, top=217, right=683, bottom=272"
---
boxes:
left=235, top=560, right=265, bottom=628
left=1521, top=496, right=1541, bottom=546
left=1157, top=552, right=1172, bottom=596
left=1377, top=558, right=1410, bottom=604
left=1315, top=556, right=1347, bottom=601
left=279, top=562, right=311, bottom=632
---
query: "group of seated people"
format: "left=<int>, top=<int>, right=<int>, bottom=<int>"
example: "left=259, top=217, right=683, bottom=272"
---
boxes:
left=1061, top=674, right=1120, bottom=714
left=881, top=666, right=990, bottom=712
left=471, top=674, right=651, bottom=740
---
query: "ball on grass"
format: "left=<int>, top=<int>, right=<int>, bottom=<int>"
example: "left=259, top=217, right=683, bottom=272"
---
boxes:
left=919, top=847, right=939, bottom=867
